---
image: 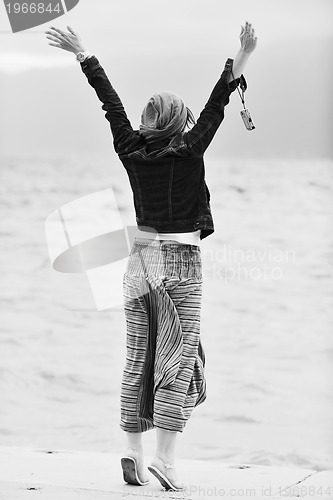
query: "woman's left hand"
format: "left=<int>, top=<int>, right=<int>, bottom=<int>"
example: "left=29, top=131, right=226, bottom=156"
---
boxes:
left=45, top=25, right=86, bottom=54
left=239, top=21, right=257, bottom=54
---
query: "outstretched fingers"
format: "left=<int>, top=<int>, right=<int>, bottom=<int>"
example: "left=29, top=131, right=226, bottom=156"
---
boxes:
left=45, top=26, right=71, bottom=50
left=48, top=25, right=66, bottom=36
left=67, top=25, right=76, bottom=35
left=240, top=20, right=257, bottom=52
left=45, top=25, right=84, bottom=54
left=45, top=33, right=61, bottom=42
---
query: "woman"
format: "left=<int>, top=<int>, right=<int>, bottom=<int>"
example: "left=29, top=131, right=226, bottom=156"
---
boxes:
left=45, top=22, right=257, bottom=491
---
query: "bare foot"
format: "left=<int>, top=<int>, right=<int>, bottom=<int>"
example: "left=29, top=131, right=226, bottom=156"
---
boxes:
left=124, top=447, right=149, bottom=484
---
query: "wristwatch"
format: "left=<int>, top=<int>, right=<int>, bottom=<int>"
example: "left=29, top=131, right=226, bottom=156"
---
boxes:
left=76, top=51, right=91, bottom=63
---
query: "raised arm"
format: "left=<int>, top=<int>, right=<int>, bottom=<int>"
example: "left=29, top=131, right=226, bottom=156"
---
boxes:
left=44, top=26, right=138, bottom=154
left=228, top=21, right=257, bottom=81
left=184, top=22, right=257, bottom=155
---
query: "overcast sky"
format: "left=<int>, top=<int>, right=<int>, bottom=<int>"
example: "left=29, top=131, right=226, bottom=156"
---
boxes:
left=0, top=0, right=332, bottom=159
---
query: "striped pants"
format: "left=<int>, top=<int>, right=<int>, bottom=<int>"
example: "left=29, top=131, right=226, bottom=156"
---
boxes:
left=120, top=238, right=206, bottom=433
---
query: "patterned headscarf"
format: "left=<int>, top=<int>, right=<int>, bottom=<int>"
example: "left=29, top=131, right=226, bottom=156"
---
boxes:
left=139, top=91, right=194, bottom=142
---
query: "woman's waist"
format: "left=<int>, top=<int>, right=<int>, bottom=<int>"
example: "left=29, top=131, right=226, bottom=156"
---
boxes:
left=135, top=229, right=201, bottom=246
left=126, top=236, right=202, bottom=279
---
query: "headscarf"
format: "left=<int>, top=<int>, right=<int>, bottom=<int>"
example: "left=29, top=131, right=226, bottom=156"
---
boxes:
left=139, top=91, right=194, bottom=142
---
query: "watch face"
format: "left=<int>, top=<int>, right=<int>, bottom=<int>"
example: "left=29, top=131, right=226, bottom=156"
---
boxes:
left=77, top=53, right=85, bottom=62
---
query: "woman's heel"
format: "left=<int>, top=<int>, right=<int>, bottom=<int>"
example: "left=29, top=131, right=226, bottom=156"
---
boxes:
left=148, top=456, right=184, bottom=491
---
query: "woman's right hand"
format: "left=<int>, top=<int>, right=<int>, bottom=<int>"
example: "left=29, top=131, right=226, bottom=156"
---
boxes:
left=239, top=21, right=257, bottom=54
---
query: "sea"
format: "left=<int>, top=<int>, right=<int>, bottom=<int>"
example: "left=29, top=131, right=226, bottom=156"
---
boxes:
left=0, top=154, right=332, bottom=471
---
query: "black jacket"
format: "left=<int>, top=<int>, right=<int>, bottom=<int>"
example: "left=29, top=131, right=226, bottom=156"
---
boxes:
left=80, top=56, right=241, bottom=239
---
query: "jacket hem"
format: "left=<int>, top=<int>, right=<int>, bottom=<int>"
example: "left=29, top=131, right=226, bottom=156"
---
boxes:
left=136, top=219, right=214, bottom=240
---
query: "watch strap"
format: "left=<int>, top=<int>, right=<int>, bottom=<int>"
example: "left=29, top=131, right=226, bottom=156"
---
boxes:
left=76, top=51, right=91, bottom=63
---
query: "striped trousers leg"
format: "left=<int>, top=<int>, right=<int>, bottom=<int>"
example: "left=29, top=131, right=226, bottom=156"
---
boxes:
left=120, top=240, right=206, bottom=433
left=153, top=277, right=206, bottom=432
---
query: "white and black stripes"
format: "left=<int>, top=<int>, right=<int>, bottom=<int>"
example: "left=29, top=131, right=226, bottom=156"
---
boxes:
left=120, top=239, right=206, bottom=433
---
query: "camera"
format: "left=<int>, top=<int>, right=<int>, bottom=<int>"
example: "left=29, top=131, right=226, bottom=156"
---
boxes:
left=240, top=109, right=255, bottom=131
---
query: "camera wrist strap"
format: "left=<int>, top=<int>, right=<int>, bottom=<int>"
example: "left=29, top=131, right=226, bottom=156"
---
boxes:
left=231, top=70, right=247, bottom=110
left=231, top=69, right=255, bottom=130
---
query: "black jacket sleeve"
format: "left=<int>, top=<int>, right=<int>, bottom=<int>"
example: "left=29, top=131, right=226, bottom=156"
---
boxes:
left=80, top=55, right=140, bottom=154
left=184, top=58, right=241, bottom=155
